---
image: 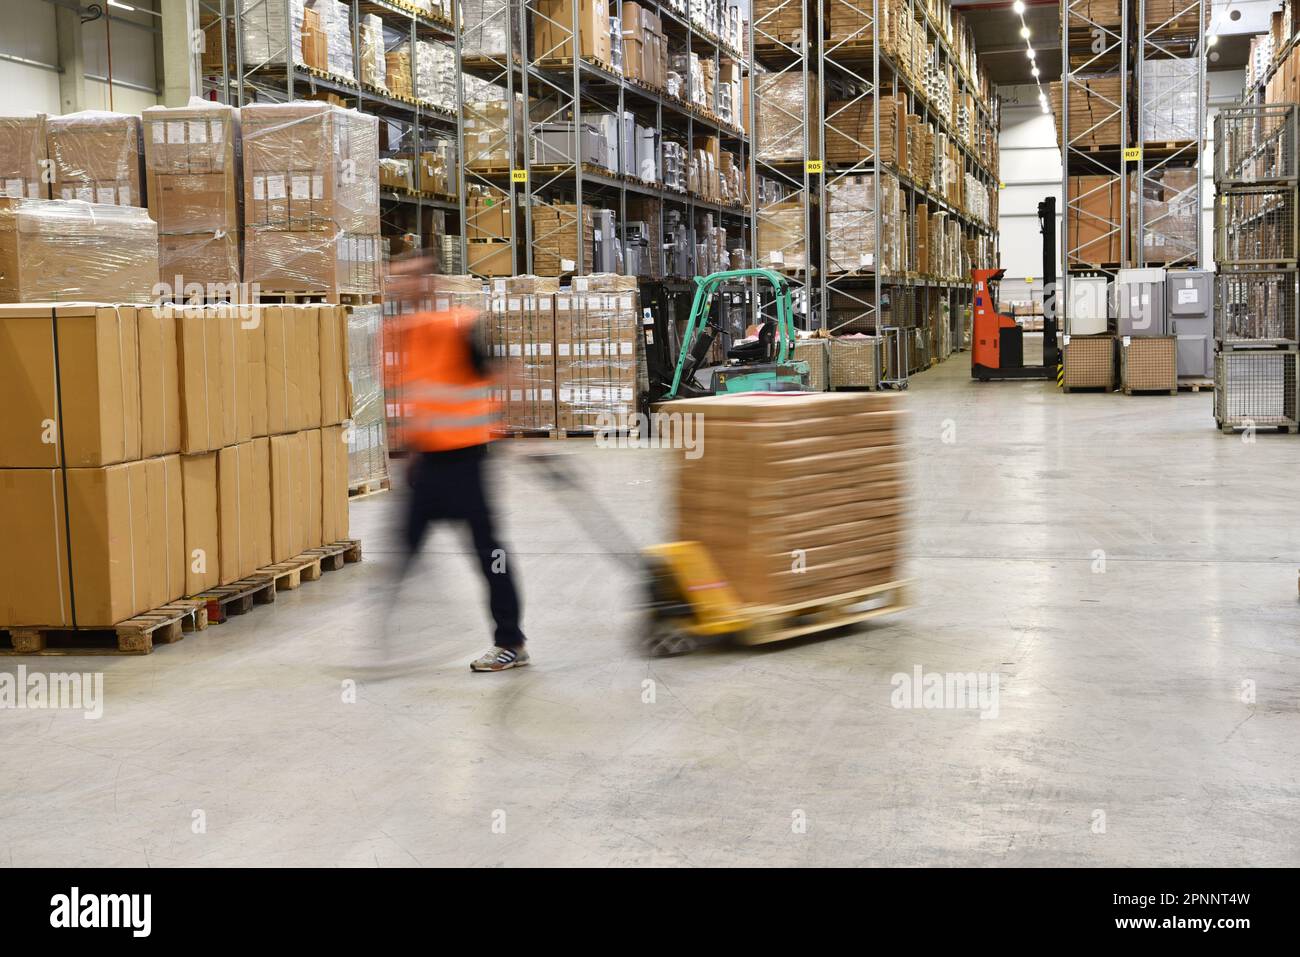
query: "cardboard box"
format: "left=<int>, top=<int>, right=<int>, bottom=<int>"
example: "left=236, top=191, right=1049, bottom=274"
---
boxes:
left=0, top=113, right=49, bottom=200
left=467, top=240, right=514, bottom=277
left=320, top=424, right=350, bottom=544
left=176, top=306, right=236, bottom=453
left=243, top=227, right=382, bottom=296
left=0, top=303, right=141, bottom=468
left=319, top=305, right=349, bottom=427
left=305, top=427, right=324, bottom=550
left=270, top=431, right=311, bottom=562
left=534, top=0, right=613, bottom=63
left=47, top=111, right=145, bottom=208
left=66, top=461, right=154, bottom=626
left=158, top=232, right=242, bottom=290
left=136, top=306, right=181, bottom=458
left=0, top=197, right=159, bottom=304
left=217, top=440, right=272, bottom=585
left=0, top=468, right=71, bottom=627
left=181, top=452, right=221, bottom=595
left=265, top=304, right=322, bottom=434
left=143, top=454, right=186, bottom=610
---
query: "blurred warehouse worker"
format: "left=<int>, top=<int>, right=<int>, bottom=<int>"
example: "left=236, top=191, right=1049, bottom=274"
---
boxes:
left=389, top=255, right=529, bottom=672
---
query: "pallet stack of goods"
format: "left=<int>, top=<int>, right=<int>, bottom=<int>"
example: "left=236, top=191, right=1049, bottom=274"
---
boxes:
left=0, top=301, right=353, bottom=654
left=242, top=101, right=382, bottom=299
left=671, top=392, right=907, bottom=609
left=1212, top=104, right=1300, bottom=433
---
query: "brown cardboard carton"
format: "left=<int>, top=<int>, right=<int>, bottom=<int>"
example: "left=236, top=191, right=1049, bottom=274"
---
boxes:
left=0, top=197, right=159, bottom=303
left=319, top=305, right=349, bottom=427
left=535, top=0, right=612, bottom=63
left=217, top=441, right=272, bottom=585
left=143, top=454, right=186, bottom=609
left=47, top=111, right=145, bottom=208
left=66, top=461, right=153, bottom=626
left=241, top=307, right=269, bottom=437
left=243, top=228, right=382, bottom=296
left=0, top=468, right=71, bottom=627
left=264, top=304, right=322, bottom=433
left=270, top=431, right=310, bottom=561
left=181, top=452, right=221, bottom=596
left=176, top=306, right=235, bottom=452
left=0, top=114, right=49, bottom=200
left=137, top=306, right=181, bottom=458
left=0, top=303, right=141, bottom=468
left=304, top=428, right=324, bottom=550
left=319, top=424, right=350, bottom=544
left=158, top=232, right=242, bottom=288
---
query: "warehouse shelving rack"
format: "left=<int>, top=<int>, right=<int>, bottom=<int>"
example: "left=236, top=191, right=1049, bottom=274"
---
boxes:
left=199, top=0, right=466, bottom=259
left=1057, top=0, right=1206, bottom=333
left=1133, top=0, right=1205, bottom=269
left=750, top=0, right=1001, bottom=380
left=1059, top=0, right=1128, bottom=330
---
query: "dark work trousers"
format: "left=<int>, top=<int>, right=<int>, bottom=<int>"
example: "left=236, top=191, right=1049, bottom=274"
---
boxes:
left=401, top=444, right=526, bottom=648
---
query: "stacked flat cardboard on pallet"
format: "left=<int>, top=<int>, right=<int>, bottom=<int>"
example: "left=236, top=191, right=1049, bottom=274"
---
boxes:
left=0, top=302, right=351, bottom=630
left=672, top=392, right=907, bottom=606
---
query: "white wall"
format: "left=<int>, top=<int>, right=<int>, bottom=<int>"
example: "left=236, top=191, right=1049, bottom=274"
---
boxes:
left=994, top=83, right=1062, bottom=307
left=0, top=0, right=160, bottom=116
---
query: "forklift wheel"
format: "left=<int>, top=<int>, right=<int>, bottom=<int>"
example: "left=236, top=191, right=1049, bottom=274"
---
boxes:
left=642, top=616, right=699, bottom=658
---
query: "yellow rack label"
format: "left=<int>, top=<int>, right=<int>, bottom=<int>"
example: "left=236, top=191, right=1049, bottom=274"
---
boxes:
left=805, top=160, right=824, bottom=174
left=510, top=169, right=528, bottom=183
left=1123, top=147, right=1142, bottom=162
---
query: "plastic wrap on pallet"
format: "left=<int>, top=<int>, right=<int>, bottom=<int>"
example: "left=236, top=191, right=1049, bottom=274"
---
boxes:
left=320, top=0, right=355, bottom=80
left=0, top=198, right=158, bottom=303
left=242, top=102, right=380, bottom=295
left=242, top=0, right=305, bottom=68
left=461, top=0, right=511, bottom=58
left=754, top=73, right=810, bottom=161
left=1133, top=167, right=1198, bottom=263
left=0, top=112, right=48, bottom=200
left=756, top=200, right=806, bottom=270
left=488, top=276, right=559, bottom=432
left=416, top=40, right=457, bottom=112
left=143, top=100, right=243, bottom=287
left=826, top=174, right=902, bottom=275
left=1139, top=59, right=1200, bottom=143
left=347, top=303, right=390, bottom=489
left=47, top=110, right=145, bottom=207
left=555, top=281, right=639, bottom=432
left=360, top=13, right=387, bottom=91
left=463, top=98, right=522, bottom=170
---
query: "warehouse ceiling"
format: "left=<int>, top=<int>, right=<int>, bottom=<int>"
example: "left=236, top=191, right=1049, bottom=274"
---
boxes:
left=953, top=0, right=1256, bottom=87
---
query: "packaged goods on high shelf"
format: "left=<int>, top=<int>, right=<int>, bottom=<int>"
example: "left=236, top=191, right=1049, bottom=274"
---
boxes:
left=0, top=302, right=354, bottom=648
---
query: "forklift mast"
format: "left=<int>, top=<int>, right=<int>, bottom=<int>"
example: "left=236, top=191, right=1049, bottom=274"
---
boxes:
left=1039, top=196, right=1060, bottom=368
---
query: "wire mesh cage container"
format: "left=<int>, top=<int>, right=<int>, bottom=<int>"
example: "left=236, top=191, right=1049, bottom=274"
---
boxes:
left=1214, top=104, right=1298, bottom=185
left=828, top=335, right=885, bottom=389
left=1214, top=185, right=1298, bottom=268
left=1214, top=349, right=1299, bottom=432
left=1215, top=269, right=1299, bottom=346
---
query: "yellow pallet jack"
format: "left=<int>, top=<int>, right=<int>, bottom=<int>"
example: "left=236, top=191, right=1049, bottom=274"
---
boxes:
left=528, top=453, right=911, bottom=656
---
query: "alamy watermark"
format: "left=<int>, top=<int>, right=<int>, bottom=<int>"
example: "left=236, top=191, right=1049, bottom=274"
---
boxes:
left=890, top=665, right=1000, bottom=720
left=0, top=666, right=103, bottom=720
left=594, top=411, right=704, bottom=459
left=151, top=276, right=262, bottom=328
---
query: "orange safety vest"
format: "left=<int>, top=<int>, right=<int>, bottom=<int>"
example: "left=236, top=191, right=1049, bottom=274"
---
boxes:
left=395, top=306, right=498, bottom=451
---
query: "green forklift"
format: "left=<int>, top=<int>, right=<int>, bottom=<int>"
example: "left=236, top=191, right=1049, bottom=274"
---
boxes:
left=657, top=268, right=811, bottom=399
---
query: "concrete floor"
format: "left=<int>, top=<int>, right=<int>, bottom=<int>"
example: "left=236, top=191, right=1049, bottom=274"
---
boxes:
left=4, top=355, right=1299, bottom=867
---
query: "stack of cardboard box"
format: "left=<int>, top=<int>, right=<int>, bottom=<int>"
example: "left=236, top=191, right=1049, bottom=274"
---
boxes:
left=386, top=44, right=414, bottom=98
left=1067, top=175, right=1124, bottom=264
left=0, top=301, right=350, bottom=630
left=534, top=0, right=613, bottom=64
left=1049, top=76, right=1125, bottom=150
left=0, top=114, right=48, bottom=200
left=620, top=3, right=667, bottom=90
left=752, top=0, right=804, bottom=45
left=47, top=111, right=145, bottom=208
left=143, top=102, right=243, bottom=288
left=756, top=200, right=806, bottom=270
left=556, top=274, right=639, bottom=433
left=489, top=276, right=559, bottom=431
left=755, top=73, right=815, bottom=163
left=0, top=198, right=159, bottom=303
left=242, top=102, right=381, bottom=297
left=463, top=99, right=521, bottom=171
left=532, top=203, right=596, bottom=276
left=671, top=392, right=907, bottom=605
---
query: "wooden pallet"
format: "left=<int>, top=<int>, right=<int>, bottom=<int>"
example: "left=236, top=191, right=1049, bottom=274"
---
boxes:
left=198, top=540, right=362, bottom=622
left=348, top=477, right=392, bottom=498
left=1062, top=385, right=1114, bottom=394
left=739, top=579, right=912, bottom=645
left=1, top=599, right=208, bottom=656
left=1123, top=387, right=1178, bottom=396
left=254, top=291, right=383, bottom=305
left=1178, top=378, right=1214, bottom=392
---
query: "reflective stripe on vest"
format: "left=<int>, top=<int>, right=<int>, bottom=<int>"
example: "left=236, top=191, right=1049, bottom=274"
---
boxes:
left=396, top=306, right=495, bottom=451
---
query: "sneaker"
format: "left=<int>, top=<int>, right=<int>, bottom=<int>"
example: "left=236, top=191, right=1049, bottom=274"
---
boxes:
left=470, top=646, right=530, bottom=672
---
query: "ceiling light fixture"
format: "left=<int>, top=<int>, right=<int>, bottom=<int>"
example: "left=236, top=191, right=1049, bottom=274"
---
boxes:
left=1020, top=26, right=1031, bottom=39
left=1013, top=0, right=1026, bottom=14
